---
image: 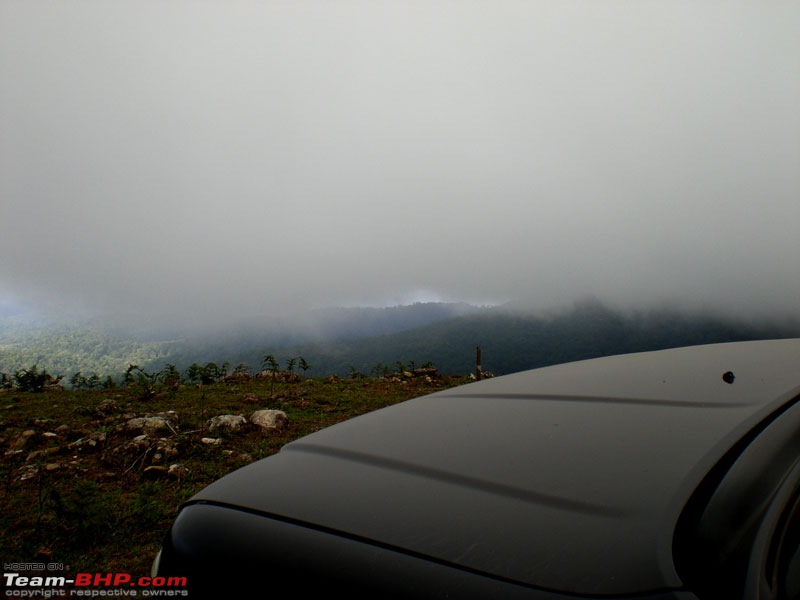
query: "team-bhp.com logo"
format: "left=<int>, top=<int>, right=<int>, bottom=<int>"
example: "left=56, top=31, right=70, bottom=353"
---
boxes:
left=4, top=572, right=188, bottom=597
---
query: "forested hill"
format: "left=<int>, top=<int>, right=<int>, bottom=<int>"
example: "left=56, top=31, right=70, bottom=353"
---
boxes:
left=1, top=300, right=798, bottom=383
left=0, top=302, right=480, bottom=379
left=0, top=322, right=178, bottom=381
left=194, top=301, right=800, bottom=379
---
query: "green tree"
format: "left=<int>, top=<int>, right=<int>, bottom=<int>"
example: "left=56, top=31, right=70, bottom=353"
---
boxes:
left=184, top=363, right=202, bottom=384
left=14, top=365, right=58, bottom=393
left=298, top=356, right=311, bottom=378
left=70, top=371, right=87, bottom=389
left=124, top=364, right=162, bottom=400
left=262, top=354, right=279, bottom=374
left=162, top=364, right=181, bottom=390
left=70, top=371, right=102, bottom=390
left=185, top=362, right=227, bottom=386
left=262, top=354, right=280, bottom=397
left=233, top=363, right=250, bottom=375
left=371, top=362, right=389, bottom=378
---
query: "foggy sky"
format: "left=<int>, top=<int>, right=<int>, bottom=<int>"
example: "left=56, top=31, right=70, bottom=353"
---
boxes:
left=2, top=1, right=799, bottom=325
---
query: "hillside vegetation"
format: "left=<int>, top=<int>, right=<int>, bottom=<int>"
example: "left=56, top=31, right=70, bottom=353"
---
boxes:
left=2, top=300, right=799, bottom=388
left=253, top=301, right=799, bottom=379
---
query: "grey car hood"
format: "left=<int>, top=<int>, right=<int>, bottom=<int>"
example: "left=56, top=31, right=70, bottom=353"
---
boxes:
left=188, top=339, right=800, bottom=595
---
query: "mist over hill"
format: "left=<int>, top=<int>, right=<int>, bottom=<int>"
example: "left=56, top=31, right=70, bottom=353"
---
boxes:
left=0, top=302, right=482, bottom=379
left=1, top=299, right=798, bottom=384
left=232, top=299, right=800, bottom=378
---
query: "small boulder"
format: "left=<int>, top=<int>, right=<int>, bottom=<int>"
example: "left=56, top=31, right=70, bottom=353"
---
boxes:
left=124, top=416, right=173, bottom=435
left=11, top=430, right=37, bottom=450
left=207, top=414, right=247, bottom=432
left=168, top=463, right=189, bottom=478
left=250, top=409, right=288, bottom=433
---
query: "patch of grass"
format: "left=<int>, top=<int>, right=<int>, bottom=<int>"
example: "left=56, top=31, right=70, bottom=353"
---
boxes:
left=0, top=373, right=469, bottom=575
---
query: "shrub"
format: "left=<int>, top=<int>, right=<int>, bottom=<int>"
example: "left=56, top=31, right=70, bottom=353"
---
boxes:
left=13, top=365, right=60, bottom=393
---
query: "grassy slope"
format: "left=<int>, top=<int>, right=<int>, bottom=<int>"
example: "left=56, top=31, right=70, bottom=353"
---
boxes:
left=0, top=373, right=470, bottom=577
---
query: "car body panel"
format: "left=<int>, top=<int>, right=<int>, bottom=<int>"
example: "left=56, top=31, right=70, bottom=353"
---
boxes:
left=158, top=338, right=800, bottom=597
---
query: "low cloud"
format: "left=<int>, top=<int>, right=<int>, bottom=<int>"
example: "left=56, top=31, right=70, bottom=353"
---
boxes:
left=2, top=2, right=798, bottom=326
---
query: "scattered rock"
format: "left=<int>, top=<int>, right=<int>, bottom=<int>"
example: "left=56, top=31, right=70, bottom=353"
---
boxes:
left=255, top=370, right=299, bottom=383
left=17, top=465, right=38, bottom=481
left=26, top=447, right=58, bottom=462
left=11, top=430, right=37, bottom=451
left=124, top=415, right=175, bottom=435
left=223, top=372, right=251, bottom=383
left=129, top=434, right=151, bottom=448
left=96, top=399, right=120, bottom=415
left=207, top=414, right=247, bottom=432
left=412, top=367, right=439, bottom=379
left=3, top=397, right=295, bottom=483
left=143, top=465, right=167, bottom=477
left=168, top=463, right=189, bottom=478
left=250, top=409, right=288, bottom=433
left=67, top=432, right=107, bottom=452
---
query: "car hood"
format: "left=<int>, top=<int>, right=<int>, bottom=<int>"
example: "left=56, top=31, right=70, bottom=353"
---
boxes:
left=186, top=339, right=800, bottom=596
